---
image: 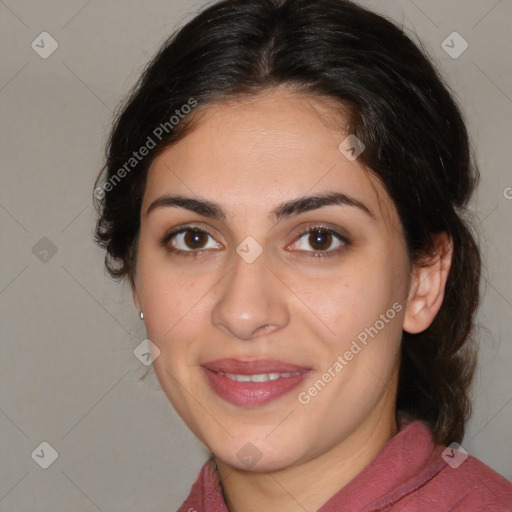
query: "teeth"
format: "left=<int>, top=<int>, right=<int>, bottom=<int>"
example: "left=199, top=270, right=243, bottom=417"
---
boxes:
left=220, top=371, right=301, bottom=382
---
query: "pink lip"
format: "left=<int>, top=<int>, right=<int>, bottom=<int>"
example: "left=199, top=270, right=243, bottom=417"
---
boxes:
left=201, top=358, right=313, bottom=407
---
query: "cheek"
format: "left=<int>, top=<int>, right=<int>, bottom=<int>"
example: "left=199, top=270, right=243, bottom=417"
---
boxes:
left=304, top=258, right=398, bottom=349
left=136, top=254, right=202, bottom=347
left=139, top=269, right=208, bottom=403
left=140, top=278, right=181, bottom=333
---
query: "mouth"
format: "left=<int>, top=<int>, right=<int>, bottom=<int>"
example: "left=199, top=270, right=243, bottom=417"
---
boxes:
left=201, top=358, right=313, bottom=407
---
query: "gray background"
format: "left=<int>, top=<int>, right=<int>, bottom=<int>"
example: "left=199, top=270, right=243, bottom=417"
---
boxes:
left=1, top=0, right=511, bottom=510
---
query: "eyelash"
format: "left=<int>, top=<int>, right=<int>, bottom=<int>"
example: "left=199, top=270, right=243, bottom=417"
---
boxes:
left=159, top=224, right=350, bottom=259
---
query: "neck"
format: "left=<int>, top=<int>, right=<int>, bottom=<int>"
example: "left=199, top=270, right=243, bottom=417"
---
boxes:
left=214, top=403, right=399, bottom=512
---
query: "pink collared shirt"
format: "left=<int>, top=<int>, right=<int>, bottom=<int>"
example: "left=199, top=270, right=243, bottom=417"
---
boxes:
left=178, top=418, right=512, bottom=511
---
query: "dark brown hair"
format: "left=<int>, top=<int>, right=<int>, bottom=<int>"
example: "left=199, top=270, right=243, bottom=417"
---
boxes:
left=93, top=0, right=481, bottom=445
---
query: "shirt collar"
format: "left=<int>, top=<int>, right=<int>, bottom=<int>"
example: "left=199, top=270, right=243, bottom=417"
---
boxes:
left=317, top=416, right=446, bottom=511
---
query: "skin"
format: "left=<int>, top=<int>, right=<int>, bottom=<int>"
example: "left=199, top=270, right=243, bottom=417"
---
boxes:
left=131, top=86, right=453, bottom=511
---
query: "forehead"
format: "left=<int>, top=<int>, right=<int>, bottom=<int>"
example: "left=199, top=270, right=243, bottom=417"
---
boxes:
left=143, top=87, right=397, bottom=228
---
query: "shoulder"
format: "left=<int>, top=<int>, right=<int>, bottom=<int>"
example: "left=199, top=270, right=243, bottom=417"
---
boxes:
left=443, top=454, right=512, bottom=510
left=377, top=418, right=512, bottom=511
left=398, top=451, right=512, bottom=512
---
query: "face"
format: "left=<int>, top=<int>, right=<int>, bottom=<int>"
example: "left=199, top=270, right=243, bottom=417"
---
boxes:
left=133, top=87, right=412, bottom=472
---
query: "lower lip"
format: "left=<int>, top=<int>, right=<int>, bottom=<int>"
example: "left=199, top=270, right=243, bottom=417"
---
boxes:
left=202, top=368, right=311, bottom=407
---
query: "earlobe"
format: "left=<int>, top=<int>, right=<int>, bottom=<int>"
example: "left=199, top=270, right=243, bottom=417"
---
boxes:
left=403, top=232, right=453, bottom=334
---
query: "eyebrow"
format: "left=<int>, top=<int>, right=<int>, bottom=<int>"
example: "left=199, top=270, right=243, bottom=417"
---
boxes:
left=145, top=191, right=376, bottom=223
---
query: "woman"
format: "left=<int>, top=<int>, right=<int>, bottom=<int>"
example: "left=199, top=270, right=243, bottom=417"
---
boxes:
left=93, top=0, right=512, bottom=510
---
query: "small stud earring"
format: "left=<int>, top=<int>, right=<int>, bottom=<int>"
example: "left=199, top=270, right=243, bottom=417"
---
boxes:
left=139, top=310, right=144, bottom=320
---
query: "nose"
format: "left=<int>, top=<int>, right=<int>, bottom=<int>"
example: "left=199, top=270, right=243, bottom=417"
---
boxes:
left=211, top=247, right=290, bottom=341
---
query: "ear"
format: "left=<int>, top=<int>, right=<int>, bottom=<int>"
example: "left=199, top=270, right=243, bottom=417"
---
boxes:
left=403, top=232, right=453, bottom=334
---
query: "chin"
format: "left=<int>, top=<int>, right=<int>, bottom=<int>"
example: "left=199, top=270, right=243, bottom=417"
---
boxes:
left=208, top=434, right=309, bottom=473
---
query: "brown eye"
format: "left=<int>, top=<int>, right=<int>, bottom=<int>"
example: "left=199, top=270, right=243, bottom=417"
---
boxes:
left=161, top=227, right=223, bottom=256
left=308, top=230, right=333, bottom=251
left=291, top=226, right=349, bottom=257
left=183, top=230, right=209, bottom=249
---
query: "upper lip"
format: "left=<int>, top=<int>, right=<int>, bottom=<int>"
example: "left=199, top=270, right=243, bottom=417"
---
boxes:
left=202, top=358, right=311, bottom=375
